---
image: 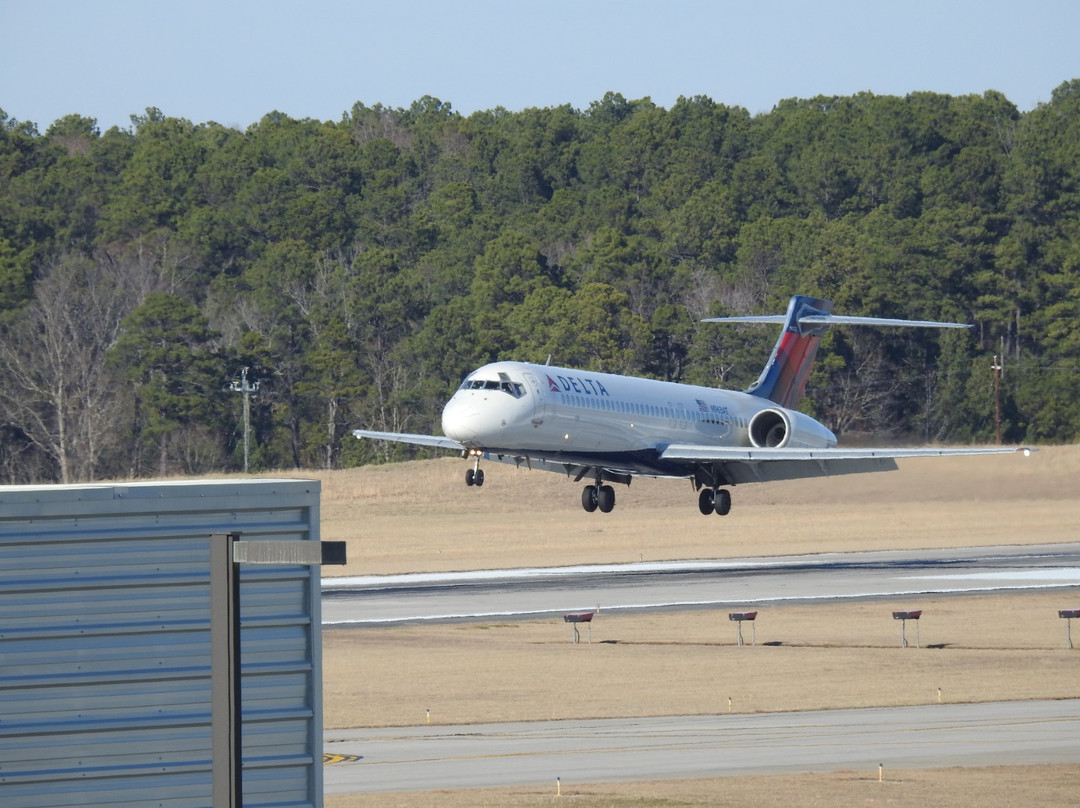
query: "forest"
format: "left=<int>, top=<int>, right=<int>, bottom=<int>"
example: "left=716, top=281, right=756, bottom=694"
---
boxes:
left=1, top=80, right=1078, bottom=483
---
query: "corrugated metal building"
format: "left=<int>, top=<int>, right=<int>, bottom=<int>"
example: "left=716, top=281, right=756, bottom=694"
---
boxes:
left=0, top=479, right=325, bottom=808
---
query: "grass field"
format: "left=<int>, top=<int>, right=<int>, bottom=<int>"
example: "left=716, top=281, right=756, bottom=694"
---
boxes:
left=323, top=592, right=1080, bottom=729
left=305, top=445, right=1080, bottom=805
left=325, top=765, right=1079, bottom=808
left=312, top=447, right=1080, bottom=576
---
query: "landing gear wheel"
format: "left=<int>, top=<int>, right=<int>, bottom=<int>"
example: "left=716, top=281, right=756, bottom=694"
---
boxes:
left=465, top=463, right=485, bottom=487
left=581, top=485, right=599, bottom=512
left=698, top=488, right=715, bottom=515
left=597, top=484, right=616, bottom=513
left=714, top=488, right=731, bottom=516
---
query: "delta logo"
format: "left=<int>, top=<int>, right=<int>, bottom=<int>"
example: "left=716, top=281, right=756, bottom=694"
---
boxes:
left=546, top=374, right=610, bottom=397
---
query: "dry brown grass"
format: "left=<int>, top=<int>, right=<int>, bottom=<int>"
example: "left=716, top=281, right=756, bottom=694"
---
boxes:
left=323, top=592, right=1080, bottom=728
left=307, top=447, right=1080, bottom=575
left=302, top=446, right=1080, bottom=802
left=324, top=764, right=1080, bottom=808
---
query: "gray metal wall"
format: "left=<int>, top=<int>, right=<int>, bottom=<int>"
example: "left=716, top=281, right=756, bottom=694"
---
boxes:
left=0, top=479, right=324, bottom=808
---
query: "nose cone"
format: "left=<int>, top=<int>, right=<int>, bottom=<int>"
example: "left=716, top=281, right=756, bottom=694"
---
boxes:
left=441, top=394, right=480, bottom=443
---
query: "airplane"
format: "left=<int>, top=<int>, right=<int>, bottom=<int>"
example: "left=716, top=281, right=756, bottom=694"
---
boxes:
left=354, top=295, right=1031, bottom=516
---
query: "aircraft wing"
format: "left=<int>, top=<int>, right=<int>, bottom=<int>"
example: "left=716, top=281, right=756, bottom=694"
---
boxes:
left=354, top=428, right=643, bottom=483
left=353, top=427, right=1032, bottom=487
left=658, top=444, right=1031, bottom=484
left=352, top=429, right=464, bottom=452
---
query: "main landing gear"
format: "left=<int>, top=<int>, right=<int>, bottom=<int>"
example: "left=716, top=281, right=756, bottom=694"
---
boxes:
left=581, top=483, right=616, bottom=513
left=698, top=487, right=732, bottom=516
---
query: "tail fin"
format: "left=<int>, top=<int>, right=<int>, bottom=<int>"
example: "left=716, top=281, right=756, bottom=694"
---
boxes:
left=725, top=295, right=834, bottom=409
left=704, top=295, right=971, bottom=410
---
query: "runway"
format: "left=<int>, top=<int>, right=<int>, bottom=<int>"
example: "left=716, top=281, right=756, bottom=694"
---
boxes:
left=321, top=543, right=1080, bottom=795
left=321, top=542, right=1080, bottom=625
left=323, top=700, right=1080, bottom=794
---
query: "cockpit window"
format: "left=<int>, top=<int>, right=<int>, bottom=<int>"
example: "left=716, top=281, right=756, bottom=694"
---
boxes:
left=458, top=376, right=525, bottom=398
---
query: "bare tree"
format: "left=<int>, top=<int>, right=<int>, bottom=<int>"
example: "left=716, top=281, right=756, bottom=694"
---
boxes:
left=816, top=333, right=904, bottom=437
left=0, top=252, right=146, bottom=482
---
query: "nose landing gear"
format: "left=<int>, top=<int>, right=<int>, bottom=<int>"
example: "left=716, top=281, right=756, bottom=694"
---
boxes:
left=463, top=449, right=485, bottom=487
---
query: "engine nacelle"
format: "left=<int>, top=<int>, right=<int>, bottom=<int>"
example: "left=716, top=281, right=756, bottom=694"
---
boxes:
left=748, top=407, right=836, bottom=449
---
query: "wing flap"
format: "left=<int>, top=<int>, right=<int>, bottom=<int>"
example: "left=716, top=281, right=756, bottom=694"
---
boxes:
left=660, top=445, right=1029, bottom=461
left=724, top=456, right=898, bottom=483
left=659, top=445, right=1030, bottom=484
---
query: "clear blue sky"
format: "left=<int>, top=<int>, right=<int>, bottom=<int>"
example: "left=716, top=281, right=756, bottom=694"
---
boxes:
left=2, top=0, right=1078, bottom=132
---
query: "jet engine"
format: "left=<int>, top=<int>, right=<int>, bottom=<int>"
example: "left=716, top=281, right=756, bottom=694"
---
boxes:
left=748, top=407, right=836, bottom=449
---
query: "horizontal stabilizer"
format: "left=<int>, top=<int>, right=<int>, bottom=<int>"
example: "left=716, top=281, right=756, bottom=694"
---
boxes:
left=702, top=296, right=972, bottom=409
left=797, top=314, right=971, bottom=328
left=702, top=313, right=971, bottom=329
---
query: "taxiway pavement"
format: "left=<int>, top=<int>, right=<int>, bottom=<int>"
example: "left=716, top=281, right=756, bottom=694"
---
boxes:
left=323, top=699, right=1080, bottom=794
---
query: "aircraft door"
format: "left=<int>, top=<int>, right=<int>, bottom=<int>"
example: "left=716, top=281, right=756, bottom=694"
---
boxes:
left=523, top=371, right=546, bottom=426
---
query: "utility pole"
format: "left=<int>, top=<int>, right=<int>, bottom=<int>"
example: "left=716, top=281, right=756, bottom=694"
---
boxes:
left=991, top=348, right=1003, bottom=446
left=230, top=367, right=259, bottom=472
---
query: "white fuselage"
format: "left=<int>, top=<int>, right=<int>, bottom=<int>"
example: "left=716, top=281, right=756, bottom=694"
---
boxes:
left=353, top=297, right=1017, bottom=514
left=441, top=361, right=837, bottom=476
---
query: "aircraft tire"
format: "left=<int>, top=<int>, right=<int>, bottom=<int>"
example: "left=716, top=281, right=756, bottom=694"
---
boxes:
left=581, top=486, right=599, bottom=512
left=465, top=468, right=475, bottom=486
left=698, top=488, right=715, bottom=515
left=474, top=468, right=485, bottom=487
left=714, top=488, right=732, bottom=516
left=598, top=485, right=616, bottom=513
